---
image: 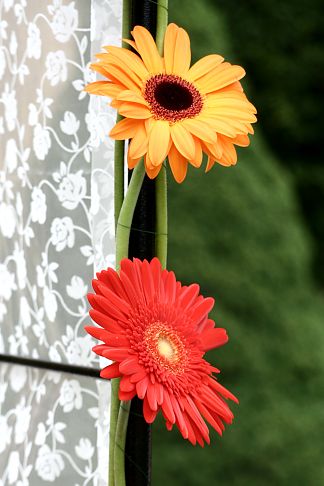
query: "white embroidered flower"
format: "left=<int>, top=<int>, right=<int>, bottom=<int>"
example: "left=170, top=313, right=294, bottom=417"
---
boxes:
left=0, top=49, right=6, bottom=81
left=13, top=245, right=27, bottom=290
left=0, top=381, right=7, bottom=404
left=3, top=0, right=14, bottom=12
left=48, top=345, right=61, bottom=363
left=0, top=416, right=11, bottom=454
left=27, top=22, right=41, bottom=59
left=57, top=171, right=86, bottom=210
left=51, top=2, right=78, bottom=43
left=90, top=178, right=100, bottom=216
left=85, top=109, right=107, bottom=148
left=45, top=50, right=67, bottom=86
left=66, top=275, right=87, bottom=300
left=59, top=110, right=80, bottom=135
left=36, top=265, right=45, bottom=288
left=0, top=20, right=8, bottom=40
left=35, top=445, right=64, bottom=481
left=4, top=138, right=17, bottom=173
left=31, top=187, right=47, bottom=224
left=2, top=84, right=17, bottom=131
left=50, top=216, right=75, bottom=251
left=75, top=438, right=94, bottom=461
left=66, top=335, right=94, bottom=366
left=43, top=286, right=58, bottom=322
left=59, top=379, right=82, bottom=412
left=0, top=202, right=16, bottom=238
left=35, top=423, right=46, bottom=446
left=28, top=103, right=38, bottom=126
left=9, top=365, right=27, bottom=392
left=20, top=296, right=31, bottom=328
left=33, top=124, right=51, bottom=161
left=14, top=403, right=31, bottom=444
left=0, top=264, right=16, bottom=300
left=0, top=303, right=6, bottom=324
left=8, top=451, right=20, bottom=485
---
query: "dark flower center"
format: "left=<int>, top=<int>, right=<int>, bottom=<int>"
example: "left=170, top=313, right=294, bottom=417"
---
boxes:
left=144, top=74, right=203, bottom=122
left=154, top=81, right=194, bottom=111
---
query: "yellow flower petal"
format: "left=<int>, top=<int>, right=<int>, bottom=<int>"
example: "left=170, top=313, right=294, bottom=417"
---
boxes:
left=128, top=154, right=141, bottom=169
left=170, top=123, right=195, bottom=160
left=173, top=27, right=191, bottom=75
left=99, top=63, right=142, bottom=92
left=149, top=120, right=171, bottom=167
left=187, top=54, right=224, bottom=82
left=163, top=23, right=177, bottom=73
left=131, top=26, right=163, bottom=73
left=119, top=103, right=152, bottom=119
left=144, top=154, right=162, bottom=179
left=168, top=144, right=188, bottom=183
left=116, top=90, right=149, bottom=107
left=164, top=23, right=191, bottom=76
left=233, top=134, right=250, bottom=147
left=205, top=97, right=257, bottom=122
left=205, top=156, right=215, bottom=172
left=128, top=124, right=148, bottom=159
left=217, top=135, right=237, bottom=165
left=103, top=46, right=149, bottom=79
left=189, top=137, right=203, bottom=168
left=196, top=63, right=245, bottom=94
left=201, top=140, right=222, bottom=160
left=199, top=115, right=237, bottom=138
left=96, top=56, right=143, bottom=88
left=85, top=81, right=122, bottom=98
left=109, top=118, right=139, bottom=140
left=181, top=118, right=217, bottom=144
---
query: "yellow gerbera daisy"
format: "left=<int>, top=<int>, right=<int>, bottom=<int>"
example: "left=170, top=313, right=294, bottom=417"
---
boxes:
left=86, top=23, right=257, bottom=183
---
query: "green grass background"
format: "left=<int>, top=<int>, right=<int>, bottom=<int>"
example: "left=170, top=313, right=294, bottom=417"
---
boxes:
left=152, top=1, right=324, bottom=484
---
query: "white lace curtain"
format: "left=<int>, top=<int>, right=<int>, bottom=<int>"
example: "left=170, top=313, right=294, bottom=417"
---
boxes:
left=0, top=0, right=122, bottom=483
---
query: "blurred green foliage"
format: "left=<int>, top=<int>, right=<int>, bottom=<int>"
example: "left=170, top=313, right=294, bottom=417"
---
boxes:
left=152, top=0, right=324, bottom=484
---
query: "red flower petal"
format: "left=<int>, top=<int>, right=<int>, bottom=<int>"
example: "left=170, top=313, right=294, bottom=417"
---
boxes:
left=199, top=328, right=228, bottom=351
left=143, top=396, right=159, bottom=423
left=100, top=362, right=121, bottom=379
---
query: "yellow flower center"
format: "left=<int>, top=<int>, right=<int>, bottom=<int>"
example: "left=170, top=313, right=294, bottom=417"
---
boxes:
left=157, top=336, right=176, bottom=361
left=144, top=321, right=188, bottom=373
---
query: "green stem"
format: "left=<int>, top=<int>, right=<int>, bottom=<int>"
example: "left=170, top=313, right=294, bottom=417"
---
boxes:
left=114, top=400, right=131, bottom=486
left=156, top=0, right=169, bottom=53
left=155, top=165, right=168, bottom=269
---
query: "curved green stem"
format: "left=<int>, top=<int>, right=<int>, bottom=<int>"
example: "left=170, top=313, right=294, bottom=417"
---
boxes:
left=115, top=159, right=146, bottom=266
left=114, top=400, right=131, bottom=486
left=110, top=160, right=145, bottom=486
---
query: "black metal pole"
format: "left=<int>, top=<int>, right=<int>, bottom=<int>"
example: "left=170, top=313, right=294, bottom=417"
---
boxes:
left=125, top=2, right=157, bottom=485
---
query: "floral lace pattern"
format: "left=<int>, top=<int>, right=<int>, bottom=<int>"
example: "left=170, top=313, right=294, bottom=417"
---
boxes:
left=0, top=362, right=110, bottom=485
left=0, top=0, right=121, bottom=364
left=0, top=0, right=122, bottom=483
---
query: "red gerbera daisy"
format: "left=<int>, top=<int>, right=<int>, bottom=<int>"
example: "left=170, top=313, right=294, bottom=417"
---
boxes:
left=85, top=258, right=238, bottom=446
